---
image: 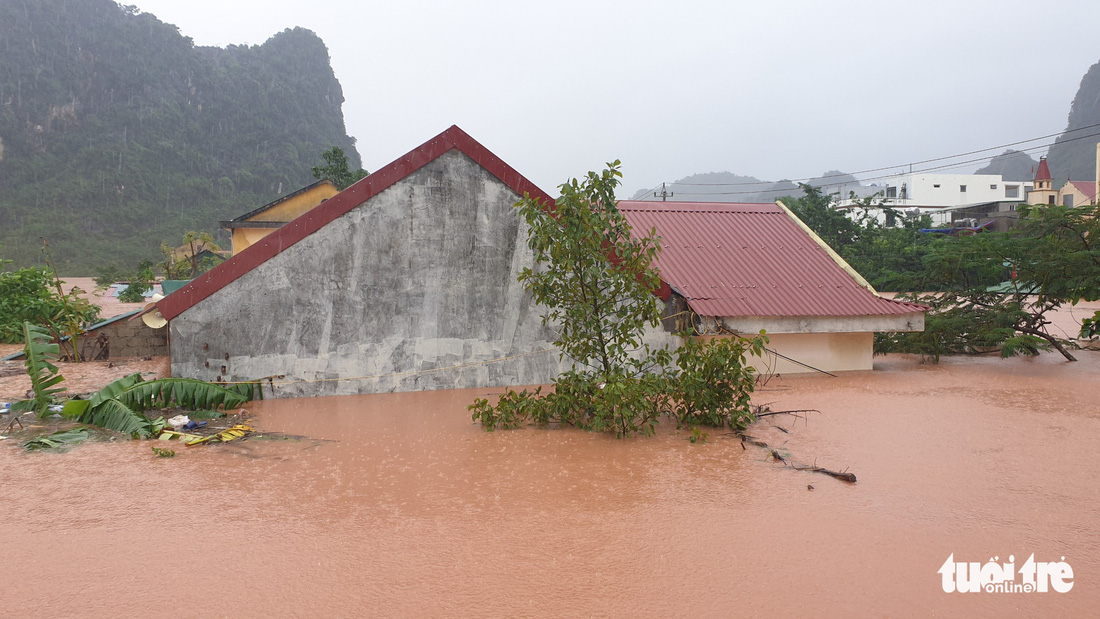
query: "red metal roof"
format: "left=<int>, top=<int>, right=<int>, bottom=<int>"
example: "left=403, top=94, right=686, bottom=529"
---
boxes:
left=159, top=125, right=554, bottom=321
left=1034, top=157, right=1052, bottom=182
left=617, top=201, right=925, bottom=318
left=1068, top=180, right=1097, bottom=200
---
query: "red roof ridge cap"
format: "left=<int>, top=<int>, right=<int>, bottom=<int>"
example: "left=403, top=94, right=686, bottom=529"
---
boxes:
left=158, top=125, right=553, bottom=321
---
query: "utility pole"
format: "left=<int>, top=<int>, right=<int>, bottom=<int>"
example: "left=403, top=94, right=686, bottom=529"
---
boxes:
left=654, top=182, right=673, bottom=202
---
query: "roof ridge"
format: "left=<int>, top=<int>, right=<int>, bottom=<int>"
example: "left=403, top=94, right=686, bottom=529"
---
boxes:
left=159, top=126, right=553, bottom=321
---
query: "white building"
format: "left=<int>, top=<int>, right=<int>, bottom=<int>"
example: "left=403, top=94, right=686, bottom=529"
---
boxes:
left=832, top=172, right=1033, bottom=229
left=835, top=172, right=1032, bottom=208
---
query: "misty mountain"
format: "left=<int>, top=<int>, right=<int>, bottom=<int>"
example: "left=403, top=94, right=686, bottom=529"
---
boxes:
left=630, top=171, right=857, bottom=204
left=1046, top=60, right=1100, bottom=186
left=0, top=0, right=361, bottom=273
left=974, top=149, right=1039, bottom=181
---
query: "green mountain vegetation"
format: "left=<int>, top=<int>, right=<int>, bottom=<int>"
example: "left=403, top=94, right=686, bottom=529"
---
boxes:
left=0, top=0, right=362, bottom=274
left=1047, top=59, right=1100, bottom=187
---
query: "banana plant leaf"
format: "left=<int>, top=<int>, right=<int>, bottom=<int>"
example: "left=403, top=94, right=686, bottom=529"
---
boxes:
left=12, top=322, right=65, bottom=417
left=24, top=427, right=89, bottom=451
left=112, top=378, right=251, bottom=412
left=80, top=399, right=155, bottom=438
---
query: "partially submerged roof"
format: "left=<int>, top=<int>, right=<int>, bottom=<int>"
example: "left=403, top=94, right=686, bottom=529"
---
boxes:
left=617, top=201, right=925, bottom=318
left=219, top=179, right=338, bottom=228
left=160, top=125, right=553, bottom=321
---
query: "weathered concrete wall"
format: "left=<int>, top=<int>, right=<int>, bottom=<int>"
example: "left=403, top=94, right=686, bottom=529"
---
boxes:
left=170, top=151, right=566, bottom=397
left=88, top=315, right=168, bottom=359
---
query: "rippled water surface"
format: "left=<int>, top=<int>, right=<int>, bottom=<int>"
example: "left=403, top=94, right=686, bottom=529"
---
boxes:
left=3, top=352, right=1099, bottom=617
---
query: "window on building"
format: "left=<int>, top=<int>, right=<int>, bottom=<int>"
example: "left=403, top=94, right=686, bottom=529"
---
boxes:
left=1005, top=185, right=1019, bottom=198
left=1049, top=195, right=1056, bottom=205
left=933, top=184, right=941, bottom=188
left=885, top=186, right=897, bottom=198
left=990, top=184, right=997, bottom=190
left=900, top=183, right=908, bottom=200
left=1064, top=195, right=1074, bottom=207
left=960, top=185, right=967, bottom=192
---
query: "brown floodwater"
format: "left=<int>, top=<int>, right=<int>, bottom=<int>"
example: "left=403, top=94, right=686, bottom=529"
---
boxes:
left=2, top=351, right=1098, bottom=617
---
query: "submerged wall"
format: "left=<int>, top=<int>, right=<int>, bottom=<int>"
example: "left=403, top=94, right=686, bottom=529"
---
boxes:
left=169, top=151, right=566, bottom=397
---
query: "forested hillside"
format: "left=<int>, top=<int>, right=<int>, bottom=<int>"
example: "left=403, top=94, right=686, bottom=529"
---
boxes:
left=1047, top=60, right=1100, bottom=187
left=0, top=0, right=361, bottom=273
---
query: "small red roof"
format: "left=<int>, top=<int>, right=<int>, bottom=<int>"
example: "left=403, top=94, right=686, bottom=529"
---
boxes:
left=1034, top=157, right=1052, bottom=182
left=617, top=201, right=925, bottom=318
left=158, top=125, right=553, bottom=321
left=1068, top=180, right=1097, bottom=200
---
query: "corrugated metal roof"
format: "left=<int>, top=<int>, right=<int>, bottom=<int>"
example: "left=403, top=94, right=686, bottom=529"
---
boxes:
left=618, top=201, right=925, bottom=318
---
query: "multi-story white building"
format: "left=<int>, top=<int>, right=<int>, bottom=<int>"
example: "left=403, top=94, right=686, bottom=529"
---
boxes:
left=834, top=172, right=1032, bottom=208
left=829, top=172, right=1033, bottom=229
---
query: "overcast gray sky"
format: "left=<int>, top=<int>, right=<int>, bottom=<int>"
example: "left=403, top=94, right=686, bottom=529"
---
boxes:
left=128, top=0, right=1100, bottom=197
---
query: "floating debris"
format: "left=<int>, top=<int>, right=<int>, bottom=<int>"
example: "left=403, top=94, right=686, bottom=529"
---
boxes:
left=185, top=424, right=254, bottom=446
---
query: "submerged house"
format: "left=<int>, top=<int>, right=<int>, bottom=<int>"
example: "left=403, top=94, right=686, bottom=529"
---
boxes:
left=157, top=126, right=924, bottom=397
left=158, top=126, right=567, bottom=397
left=619, top=201, right=925, bottom=374
left=219, top=179, right=341, bottom=256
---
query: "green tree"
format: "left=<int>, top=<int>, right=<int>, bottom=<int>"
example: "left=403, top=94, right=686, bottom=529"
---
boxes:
left=0, top=244, right=100, bottom=345
left=118, top=260, right=156, bottom=303
left=781, top=184, right=934, bottom=290
left=311, top=146, right=368, bottom=190
left=878, top=203, right=1100, bottom=361
left=470, top=162, right=766, bottom=437
left=159, top=230, right=222, bottom=279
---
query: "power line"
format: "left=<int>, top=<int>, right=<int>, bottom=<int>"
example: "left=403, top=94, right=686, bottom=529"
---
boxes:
left=663, top=122, right=1100, bottom=189
left=666, top=130, right=1100, bottom=198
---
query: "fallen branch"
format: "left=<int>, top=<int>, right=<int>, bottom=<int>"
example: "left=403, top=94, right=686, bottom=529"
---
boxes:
left=735, top=431, right=857, bottom=484
left=792, top=463, right=857, bottom=483
left=754, top=408, right=819, bottom=419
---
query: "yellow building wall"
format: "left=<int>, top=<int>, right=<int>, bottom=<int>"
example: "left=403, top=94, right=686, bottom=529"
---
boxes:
left=1026, top=189, right=1058, bottom=206
left=230, top=182, right=341, bottom=255
left=1058, top=183, right=1094, bottom=207
left=699, top=332, right=873, bottom=375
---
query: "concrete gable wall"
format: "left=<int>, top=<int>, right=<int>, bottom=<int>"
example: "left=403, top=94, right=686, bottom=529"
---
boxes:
left=170, top=150, right=564, bottom=397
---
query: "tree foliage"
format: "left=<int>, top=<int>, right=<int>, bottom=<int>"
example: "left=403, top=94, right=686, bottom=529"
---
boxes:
left=10, top=322, right=66, bottom=418
left=159, top=230, right=222, bottom=279
left=0, top=247, right=100, bottom=344
left=877, top=204, right=1100, bottom=361
left=781, top=184, right=935, bottom=290
left=62, top=373, right=257, bottom=438
left=0, top=1, right=362, bottom=274
left=117, top=260, right=156, bottom=303
left=311, top=146, right=368, bottom=190
left=470, top=163, right=766, bottom=437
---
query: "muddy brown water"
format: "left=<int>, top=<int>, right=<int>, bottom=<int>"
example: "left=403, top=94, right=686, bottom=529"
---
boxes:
left=2, top=352, right=1098, bottom=617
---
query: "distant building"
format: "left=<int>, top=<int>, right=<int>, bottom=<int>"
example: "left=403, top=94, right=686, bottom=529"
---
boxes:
left=1060, top=180, right=1097, bottom=207
left=836, top=172, right=1030, bottom=208
left=219, top=179, right=340, bottom=255
left=833, top=172, right=1031, bottom=230
left=1026, top=157, right=1058, bottom=205
left=1025, top=156, right=1097, bottom=207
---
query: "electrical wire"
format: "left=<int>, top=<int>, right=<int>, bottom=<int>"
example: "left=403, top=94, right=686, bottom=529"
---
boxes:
left=635, top=123, right=1100, bottom=199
